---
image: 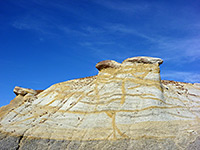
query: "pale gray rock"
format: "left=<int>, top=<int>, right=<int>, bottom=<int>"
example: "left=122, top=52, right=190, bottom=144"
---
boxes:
left=123, top=56, right=163, bottom=65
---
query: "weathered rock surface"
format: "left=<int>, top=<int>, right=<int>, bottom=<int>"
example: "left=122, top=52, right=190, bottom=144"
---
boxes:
left=96, top=60, right=121, bottom=71
left=0, top=56, right=200, bottom=150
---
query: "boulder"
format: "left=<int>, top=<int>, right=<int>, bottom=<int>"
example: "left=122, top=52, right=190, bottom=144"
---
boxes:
left=96, top=60, right=121, bottom=71
left=13, top=86, right=37, bottom=96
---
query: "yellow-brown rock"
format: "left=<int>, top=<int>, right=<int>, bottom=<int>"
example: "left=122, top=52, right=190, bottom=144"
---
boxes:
left=13, top=86, right=37, bottom=96
left=96, top=60, right=121, bottom=71
left=0, top=56, right=200, bottom=150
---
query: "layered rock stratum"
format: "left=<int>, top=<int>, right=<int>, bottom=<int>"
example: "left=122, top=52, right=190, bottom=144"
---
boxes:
left=0, top=56, right=200, bottom=150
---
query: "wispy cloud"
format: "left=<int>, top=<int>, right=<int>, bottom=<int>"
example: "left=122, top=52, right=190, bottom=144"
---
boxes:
left=79, top=40, right=133, bottom=61
left=73, top=22, right=200, bottom=65
left=89, top=47, right=134, bottom=61
left=11, top=13, right=58, bottom=37
left=10, top=0, right=200, bottom=65
left=95, top=0, right=149, bottom=14
left=59, top=26, right=88, bottom=36
left=104, top=23, right=200, bottom=63
left=161, top=71, right=200, bottom=83
left=80, top=41, right=114, bottom=47
left=105, top=24, right=155, bottom=41
left=81, top=26, right=105, bottom=34
left=12, top=15, right=44, bottom=31
left=153, top=36, right=200, bottom=63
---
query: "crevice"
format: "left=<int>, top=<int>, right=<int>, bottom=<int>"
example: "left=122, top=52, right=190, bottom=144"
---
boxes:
left=16, top=135, right=23, bottom=150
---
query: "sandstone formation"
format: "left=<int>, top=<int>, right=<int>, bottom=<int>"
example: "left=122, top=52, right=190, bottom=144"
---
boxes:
left=0, top=56, right=200, bottom=150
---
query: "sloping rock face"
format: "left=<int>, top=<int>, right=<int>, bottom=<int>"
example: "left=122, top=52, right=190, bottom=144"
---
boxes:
left=0, top=56, right=200, bottom=150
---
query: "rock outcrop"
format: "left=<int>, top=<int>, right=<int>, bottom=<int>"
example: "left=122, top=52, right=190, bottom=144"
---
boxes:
left=0, top=56, right=200, bottom=150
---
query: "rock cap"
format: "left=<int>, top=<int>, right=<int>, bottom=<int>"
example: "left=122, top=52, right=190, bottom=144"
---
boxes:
left=14, top=86, right=37, bottom=96
left=122, top=56, right=163, bottom=65
left=96, top=60, right=121, bottom=71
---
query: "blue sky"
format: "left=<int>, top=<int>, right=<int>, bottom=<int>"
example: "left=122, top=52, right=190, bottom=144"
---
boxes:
left=0, top=0, right=200, bottom=107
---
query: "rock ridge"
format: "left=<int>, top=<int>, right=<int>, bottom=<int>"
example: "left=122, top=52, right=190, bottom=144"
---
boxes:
left=0, top=56, right=200, bottom=150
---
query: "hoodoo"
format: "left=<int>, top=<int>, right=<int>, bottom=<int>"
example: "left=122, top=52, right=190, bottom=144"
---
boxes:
left=0, top=56, right=200, bottom=150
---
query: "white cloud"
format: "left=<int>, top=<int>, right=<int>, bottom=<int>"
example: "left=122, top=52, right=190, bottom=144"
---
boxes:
left=12, top=22, right=31, bottom=30
left=105, top=24, right=200, bottom=63
left=59, top=26, right=88, bottom=36
left=76, top=23, right=200, bottom=66
left=79, top=40, right=133, bottom=61
left=11, top=14, right=55, bottom=36
left=10, top=0, right=200, bottom=65
left=105, top=24, right=155, bottom=41
left=81, top=26, right=105, bottom=34
left=80, top=41, right=114, bottom=47
left=94, top=0, right=149, bottom=14
left=155, top=37, right=200, bottom=62
left=161, top=71, right=200, bottom=83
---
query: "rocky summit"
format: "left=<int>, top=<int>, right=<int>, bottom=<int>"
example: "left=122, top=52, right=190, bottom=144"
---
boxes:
left=0, top=56, right=200, bottom=150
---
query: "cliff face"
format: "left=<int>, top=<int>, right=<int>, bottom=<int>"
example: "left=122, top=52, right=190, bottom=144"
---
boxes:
left=0, top=56, right=200, bottom=150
